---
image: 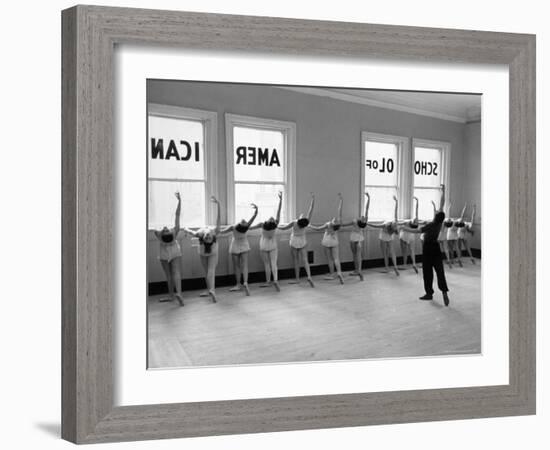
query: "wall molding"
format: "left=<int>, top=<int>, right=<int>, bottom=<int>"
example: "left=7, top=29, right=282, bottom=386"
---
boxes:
left=277, top=87, right=474, bottom=123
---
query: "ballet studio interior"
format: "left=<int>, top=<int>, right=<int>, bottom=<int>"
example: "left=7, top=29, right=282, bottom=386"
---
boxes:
left=146, top=80, right=482, bottom=369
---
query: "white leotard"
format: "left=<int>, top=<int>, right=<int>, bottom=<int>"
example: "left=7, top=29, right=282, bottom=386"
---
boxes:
left=399, top=221, right=417, bottom=245
left=289, top=222, right=307, bottom=249
left=321, top=223, right=340, bottom=248
left=259, top=226, right=278, bottom=252
left=379, top=221, right=396, bottom=242
left=229, top=227, right=250, bottom=254
left=349, top=220, right=366, bottom=243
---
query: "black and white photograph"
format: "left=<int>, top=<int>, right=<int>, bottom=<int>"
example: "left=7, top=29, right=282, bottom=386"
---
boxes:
left=146, top=80, right=482, bottom=369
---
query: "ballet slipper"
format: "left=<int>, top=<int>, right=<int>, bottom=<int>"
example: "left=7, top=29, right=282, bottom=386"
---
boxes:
left=209, top=290, right=217, bottom=303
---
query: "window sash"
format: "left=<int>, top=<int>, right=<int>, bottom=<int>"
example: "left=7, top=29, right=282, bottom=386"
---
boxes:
left=147, top=104, right=218, bottom=226
left=361, top=132, right=409, bottom=219
left=225, top=113, right=296, bottom=225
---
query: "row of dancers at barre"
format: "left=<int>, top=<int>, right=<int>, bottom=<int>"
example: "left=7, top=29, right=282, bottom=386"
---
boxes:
left=153, top=187, right=477, bottom=305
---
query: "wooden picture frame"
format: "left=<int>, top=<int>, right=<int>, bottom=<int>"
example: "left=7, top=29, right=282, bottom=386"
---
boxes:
left=61, top=5, right=536, bottom=444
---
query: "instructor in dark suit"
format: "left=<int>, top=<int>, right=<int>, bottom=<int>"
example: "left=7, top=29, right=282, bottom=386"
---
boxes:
left=402, top=184, right=450, bottom=306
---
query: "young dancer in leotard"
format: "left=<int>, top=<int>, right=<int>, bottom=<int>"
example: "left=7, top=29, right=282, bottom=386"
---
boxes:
left=182, top=196, right=222, bottom=303
left=152, top=192, right=184, bottom=306
left=457, top=203, right=477, bottom=264
left=342, top=192, right=370, bottom=281
left=220, top=203, right=258, bottom=296
left=249, top=191, right=283, bottom=291
left=278, top=193, right=315, bottom=287
left=398, top=196, right=420, bottom=274
left=446, top=202, right=462, bottom=267
left=368, top=195, right=400, bottom=276
left=310, top=193, right=345, bottom=284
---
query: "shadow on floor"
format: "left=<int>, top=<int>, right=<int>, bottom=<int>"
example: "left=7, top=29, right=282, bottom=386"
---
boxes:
left=35, top=422, right=60, bottom=438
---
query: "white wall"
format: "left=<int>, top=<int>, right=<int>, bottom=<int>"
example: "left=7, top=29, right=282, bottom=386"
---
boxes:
left=1, top=1, right=547, bottom=450
left=147, top=81, right=473, bottom=283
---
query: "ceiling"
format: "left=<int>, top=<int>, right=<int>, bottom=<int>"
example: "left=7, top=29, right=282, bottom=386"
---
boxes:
left=279, top=87, right=482, bottom=123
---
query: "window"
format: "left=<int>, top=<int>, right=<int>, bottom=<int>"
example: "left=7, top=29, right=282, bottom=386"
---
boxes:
left=361, top=132, right=408, bottom=221
left=412, top=139, right=450, bottom=220
left=147, top=104, right=217, bottom=229
left=225, top=114, right=296, bottom=224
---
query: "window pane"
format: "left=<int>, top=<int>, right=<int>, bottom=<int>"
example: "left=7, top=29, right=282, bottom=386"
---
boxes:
left=148, top=180, right=205, bottom=229
left=364, top=141, right=398, bottom=186
left=235, top=183, right=285, bottom=223
left=233, top=126, right=285, bottom=182
left=413, top=146, right=442, bottom=188
left=364, top=186, right=398, bottom=221
left=148, top=115, right=205, bottom=180
left=413, top=188, right=441, bottom=221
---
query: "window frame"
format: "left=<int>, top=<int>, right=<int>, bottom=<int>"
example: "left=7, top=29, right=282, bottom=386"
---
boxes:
left=225, top=113, right=296, bottom=225
left=361, top=131, right=410, bottom=220
left=147, top=103, right=218, bottom=228
left=412, top=138, right=451, bottom=217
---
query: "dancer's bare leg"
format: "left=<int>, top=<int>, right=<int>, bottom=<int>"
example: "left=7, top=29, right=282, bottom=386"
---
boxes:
left=349, top=241, right=359, bottom=275
left=260, top=251, right=272, bottom=287
left=289, top=247, right=301, bottom=283
left=199, top=256, right=210, bottom=297
left=399, top=240, right=408, bottom=270
left=332, top=246, right=344, bottom=284
left=323, top=246, right=335, bottom=280
left=356, top=242, right=364, bottom=280
left=206, top=253, right=218, bottom=302
left=443, top=241, right=452, bottom=269
left=269, top=248, right=280, bottom=291
left=170, top=257, right=184, bottom=306
left=242, top=252, right=250, bottom=296
left=463, top=239, right=475, bottom=264
left=229, top=253, right=242, bottom=291
left=389, top=243, right=400, bottom=276
left=410, top=245, right=418, bottom=274
left=380, top=241, right=389, bottom=272
left=159, top=259, right=174, bottom=302
left=301, top=248, right=314, bottom=287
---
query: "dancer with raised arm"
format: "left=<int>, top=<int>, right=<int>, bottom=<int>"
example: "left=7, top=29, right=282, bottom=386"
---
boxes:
left=220, top=203, right=258, bottom=296
left=457, top=203, right=477, bottom=264
left=403, top=184, right=450, bottom=306
left=278, top=193, right=315, bottom=287
left=182, top=196, right=222, bottom=303
left=310, top=193, right=345, bottom=284
left=342, top=192, right=370, bottom=281
left=398, top=196, right=420, bottom=274
left=153, top=192, right=184, bottom=306
left=249, top=191, right=283, bottom=291
left=368, top=195, right=400, bottom=276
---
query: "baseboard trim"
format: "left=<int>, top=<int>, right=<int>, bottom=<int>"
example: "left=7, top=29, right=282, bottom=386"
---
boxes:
left=148, top=248, right=481, bottom=295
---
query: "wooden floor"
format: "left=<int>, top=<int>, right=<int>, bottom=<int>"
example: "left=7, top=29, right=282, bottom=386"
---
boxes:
left=148, top=260, right=481, bottom=368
